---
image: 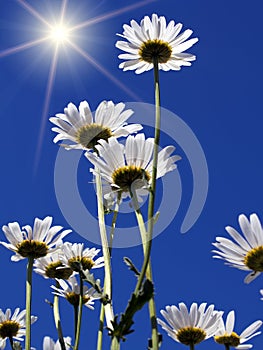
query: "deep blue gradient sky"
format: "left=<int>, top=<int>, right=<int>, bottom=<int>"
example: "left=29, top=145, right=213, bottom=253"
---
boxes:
left=1, top=1, right=263, bottom=349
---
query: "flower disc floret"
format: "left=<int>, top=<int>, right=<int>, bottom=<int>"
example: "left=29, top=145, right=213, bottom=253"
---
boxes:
left=45, top=261, right=73, bottom=280
left=214, top=332, right=240, bottom=347
left=139, top=39, right=172, bottom=63
left=68, top=256, right=95, bottom=272
left=112, top=165, right=151, bottom=192
left=0, top=320, right=20, bottom=339
left=75, top=124, right=113, bottom=150
left=16, top=240, right=48, bottom=259
left=176, top=327, right=206, bottom=345
left=244, top=246, right=263, bottom=271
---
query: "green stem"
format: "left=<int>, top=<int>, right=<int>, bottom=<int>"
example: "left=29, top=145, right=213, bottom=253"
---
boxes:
left=225, top=345, right=230, bottom=350
left=74, top=275, right=83, bottom=350
left=145, top=57, right=161, bottom=350
left=25, top=257, right=34, bottom=350
left=53, top=281, right=66, bottom=350
left=190, top=344, right=195, bottom=350
left=9, top=337, right=14, bottom=350
left=95, top=168, right=113, bottom=347
left=96, top=303, right=105, bottom=350
left=109, top=193, right=121, bottom=257
left=110, top=336, right=121, bottom=350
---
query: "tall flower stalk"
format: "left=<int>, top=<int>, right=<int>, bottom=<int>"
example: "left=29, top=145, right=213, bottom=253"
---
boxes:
left=25, top=257, right=33, bottom=350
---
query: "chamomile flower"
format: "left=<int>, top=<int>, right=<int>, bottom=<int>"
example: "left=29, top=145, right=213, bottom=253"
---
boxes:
left=51, top=276, right=101, bottom=309
left=59, top=242, right=104, bottom=272
left=85, top=134, right=180, bottom=202
left=50, top=100, right=142, bottom=151
left=157, top=302, right=223, bottom=346
left=0, top=308, right=37, bottom=349
left=212, top=213, right=263, bottom=283
left=116, top=13, right=198, bottom=74
left=34, top=251, right=73, bottom=280
left=43, top=336, right=71, bottom=350
left=1, top=217, right=71, bottom=262
left=214, top=311, right=262, bottom=349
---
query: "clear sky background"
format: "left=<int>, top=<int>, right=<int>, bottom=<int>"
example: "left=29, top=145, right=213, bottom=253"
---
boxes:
left=1, top=0, right=263, bottom=349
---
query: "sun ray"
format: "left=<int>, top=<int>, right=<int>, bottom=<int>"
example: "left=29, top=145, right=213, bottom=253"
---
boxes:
left=67, top=40, right=142, bottom=102
left=34, top=45, right=59, bottom=173
left=16, top=0, right=52, bottom=29
left=59, top=0, right=68, bottom=24
left=0, top=37, right=50, bottom=58
left=69, top=0, right=157, bottom=31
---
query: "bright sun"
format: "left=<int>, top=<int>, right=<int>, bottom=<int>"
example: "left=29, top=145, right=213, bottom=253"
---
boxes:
left=50, top=25, right=69, bottom=43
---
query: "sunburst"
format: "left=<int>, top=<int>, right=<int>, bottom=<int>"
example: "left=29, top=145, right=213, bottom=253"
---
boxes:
left=0, top=0, right=155, bottom=170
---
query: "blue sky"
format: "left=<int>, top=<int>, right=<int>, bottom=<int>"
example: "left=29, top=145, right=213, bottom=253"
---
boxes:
left=1, top=0, right=263, bottom=349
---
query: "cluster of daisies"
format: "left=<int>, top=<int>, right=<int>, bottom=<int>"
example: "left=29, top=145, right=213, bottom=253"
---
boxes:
left=0, top=12, right=263, bottom=350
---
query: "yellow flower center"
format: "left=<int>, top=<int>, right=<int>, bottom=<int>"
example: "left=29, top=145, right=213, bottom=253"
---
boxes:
left=16, top=240, right=48, bottom=259
left=139, top=39, right=172, bottom=63
left=75, top=124, right=113, bottom=150
left=0, top=320, right=20, bottom=339
left=45, top=261, right=73, bottom=280
left=68, top=256, right=95, bottom=272
left=112, top=165, right=151, bottom=193
left=214, top=332, right=240, bottom=347
left=244, top=246, right=263, bottom=271
left=176, top=327, right=206, bottom=345
left=66, top=292, right=91, bottom=307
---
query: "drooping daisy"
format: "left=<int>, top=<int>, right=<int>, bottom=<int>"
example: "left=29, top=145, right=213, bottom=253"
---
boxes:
left=157, top=303, right=223, bottom=346
left=50, top=100, right=142, bottom=151
left=116, top=13, right=198, bottom=74
left=59, top=242, right=104, bottom=272
left=0, top=308, right=37, bottom=349
left=1, top=217, right=71, bottom=262
left=214, top=310, right=262, bottom=349
left=43, top=336, right=71, bottom=350
left=34, top=251, right=73, bottom=280
left=212, top=213, right=263, bottom=283
left=85, top=134, right=181, bottom=202
left=51, top=276, right=101, bottom=309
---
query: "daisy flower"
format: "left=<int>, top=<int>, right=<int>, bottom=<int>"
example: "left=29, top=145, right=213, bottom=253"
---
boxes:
left=43, top=336, right=71, bottom=350
left=157, top=302, right=223, bottom=346
left=1, top=216, right=71, bottom=262
left=51, top=276, right=101, bottom=309
left=85, top=134, right=181, bottom=202
left=34, top=251, right=73, bottom=280
left=212, top=213, right=263, bottom=283
left=49, top=100, right=142, bottom=151
left=116, top=13, right=198, bottom=74
left=59, top=242, right=104, bottom=272
left=0, top=308, right=37, bottom=349
left=214, top=310, right=262, bottom=349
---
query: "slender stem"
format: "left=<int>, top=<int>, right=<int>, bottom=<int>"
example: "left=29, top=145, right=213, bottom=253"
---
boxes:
left=25, top=257, right=34, bottom=350
left=74, top=275, right=83, bottom=350
left=110, top=336, right=121, bottom=350
left=109, top=193, right=121, bottom=257
left=96, top=303, right=105, bottom=350
left=225, top=345, right=230, bottom=350
left=9, top=337, right=14, bottom=350
left=145, top=57, right=161, bottom=350
left=53, top=281, right=66, bottom=350
left=190, top=344, right=195, bottom=350
left=74, top=305, right=78, bottom=338
left=95, top=168, right=114, bottom=347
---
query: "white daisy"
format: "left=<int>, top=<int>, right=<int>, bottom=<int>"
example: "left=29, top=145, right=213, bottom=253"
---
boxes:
left=85, top=134, right=181, bottom=202
left=34, top=251, right=73, bottom=280
left=212, top=213, right=263, bottom=283
left=116, top=13, right=198, bottom=74
left=51, top=276, right=101, bottom=309
left=0, top=308, right=37, bottom=349
left=59, top=242, right=104, bottom=272
left=157, top=302, right=223, bottom=346
left=50, top=100, right=142, bottom=151
left=43, top=336, right=71, bottom=350
left=1, top=216, right=71, bottom=262
left=214, top=310, right=262, bottom=349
